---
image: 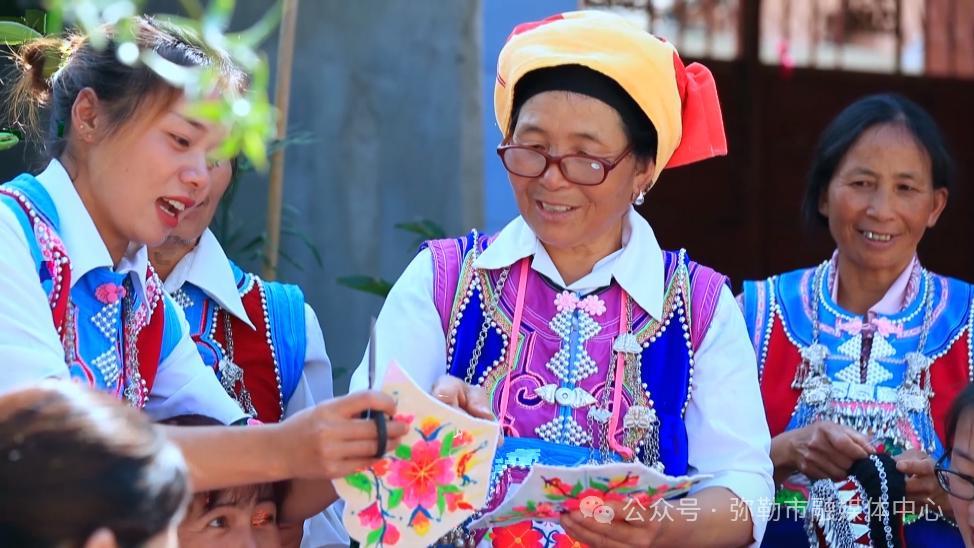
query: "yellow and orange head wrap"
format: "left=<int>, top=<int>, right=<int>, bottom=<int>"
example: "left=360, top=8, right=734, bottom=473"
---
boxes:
left=494, top=10, right=728, bottom=184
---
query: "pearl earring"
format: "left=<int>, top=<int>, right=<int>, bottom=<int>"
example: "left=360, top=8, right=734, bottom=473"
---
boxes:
left=633, top=191, right=645, bottom=206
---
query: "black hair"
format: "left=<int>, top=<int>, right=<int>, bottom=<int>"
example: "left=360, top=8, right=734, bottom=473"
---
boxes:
left=803, top=93, right=955, bottom=227
left=945, top=383, right=974, bottom=451
left=509, top=64, right=658, bottom=163
left=3, top=16, right=243, bottom=159
left=160, top=414, right=286, bottom=509
left=0, top=382, right=188, bottom=548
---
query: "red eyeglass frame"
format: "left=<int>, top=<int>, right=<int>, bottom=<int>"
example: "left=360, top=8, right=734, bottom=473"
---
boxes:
left=495, top=144, right=633, bottom=185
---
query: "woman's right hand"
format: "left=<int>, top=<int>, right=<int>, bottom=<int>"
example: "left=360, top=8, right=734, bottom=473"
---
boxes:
left=276, top=390, right=408, bottom=480
left=774, top=422, right=875, bottom=480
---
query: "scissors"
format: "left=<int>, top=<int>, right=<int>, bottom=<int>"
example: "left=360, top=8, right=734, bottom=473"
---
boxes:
left=362, top=317, right=388, bottom=458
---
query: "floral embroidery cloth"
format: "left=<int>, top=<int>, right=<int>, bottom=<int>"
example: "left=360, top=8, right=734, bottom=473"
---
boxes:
left=335, top=361, right=501, bottom=547
left=468, top=461, right=709, bottom=530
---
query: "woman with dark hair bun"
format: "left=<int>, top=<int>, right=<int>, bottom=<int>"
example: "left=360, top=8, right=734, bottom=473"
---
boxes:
left=740, top=93, right=967, bottom=546
left=0, top=380, right=189, bottom=548
left=0, top=17, right=405, bottom=499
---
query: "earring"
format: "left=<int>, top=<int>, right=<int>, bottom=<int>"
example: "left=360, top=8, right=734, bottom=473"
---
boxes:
left=633, top=191, right=645, bottom=206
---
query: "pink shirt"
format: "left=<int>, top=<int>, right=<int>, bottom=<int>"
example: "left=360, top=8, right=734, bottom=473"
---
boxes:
left=829, top=252, right=919, bottom=315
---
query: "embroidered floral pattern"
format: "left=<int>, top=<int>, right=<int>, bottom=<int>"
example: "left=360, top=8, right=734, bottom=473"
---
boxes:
left=343, top=414, right=491, bottom=547
left=554, top=291, right=580, bottom=313
left=491, top=522, right=545, bottom=547
left=94, top=283, right=127, bottom=304
left=477, top=466, right=702, bottom=530
left=577, top=295, right=606, bottom=317
left=487, top=473, right=636, bottom=526
left=552, top=531, right=589, bottom=548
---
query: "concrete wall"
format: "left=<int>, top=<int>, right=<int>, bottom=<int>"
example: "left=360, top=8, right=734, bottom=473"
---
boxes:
left=148, top=0, right=486, bottom=388
left=480, top=0, right=577, bottom=233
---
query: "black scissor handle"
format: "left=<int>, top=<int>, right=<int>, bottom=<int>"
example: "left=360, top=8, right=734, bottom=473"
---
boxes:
left=360, top=409, right=387, bottom=458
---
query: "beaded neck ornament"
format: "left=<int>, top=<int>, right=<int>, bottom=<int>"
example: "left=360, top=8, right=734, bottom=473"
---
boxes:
left=794, top=260, right=936, bottom=451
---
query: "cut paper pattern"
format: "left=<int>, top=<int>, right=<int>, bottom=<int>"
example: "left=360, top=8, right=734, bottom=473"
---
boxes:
left=335, top=361, right=501, bottom=547
left=469, top=461, right=710, bottom=530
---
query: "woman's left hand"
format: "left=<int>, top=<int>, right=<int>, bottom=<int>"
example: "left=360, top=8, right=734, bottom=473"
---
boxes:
left=559, top=500, right=668, bottom=548
left=895, top=449, right=953, bottom=518
left=430, top=374, right=495, bottom=420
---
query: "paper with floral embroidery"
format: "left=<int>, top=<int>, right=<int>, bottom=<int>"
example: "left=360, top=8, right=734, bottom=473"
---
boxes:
left=334, top=360, right=501, bottom=547
left=467, top=461, right=710, bottom=530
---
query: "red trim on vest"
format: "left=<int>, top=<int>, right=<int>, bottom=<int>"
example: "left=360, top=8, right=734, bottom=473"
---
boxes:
left=762, top=313, right=972, bottom=444
left=216, top=280, right=284, bottom=423
left=760, top=316, right=803, bottom=438
left=930, top=333, right=972, bottom=444
left=1, top=188, right=166, bottom=404
left=134, top=268, right=164, bottom=395
left=0, top=188, right=72, bottom=330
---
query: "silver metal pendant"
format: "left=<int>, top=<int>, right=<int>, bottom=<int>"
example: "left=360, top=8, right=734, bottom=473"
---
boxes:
left=801, top=374, right=832, bottom=404
left=800, top=343, right=829, bottom=368
left=535, top=384, right=597, bottom=408
left=588, top=406, right=612, bottom=424
left=613, top=332, right=642, bottom=354
left=904, top=351, right=933, bottom=379
left=219, top=357, right=257, bottom=416
left=219, top=357, right=245, bottom=390
left=898, top=385, right=928, bottom=412
left=623, top=405, right=658, bottom=430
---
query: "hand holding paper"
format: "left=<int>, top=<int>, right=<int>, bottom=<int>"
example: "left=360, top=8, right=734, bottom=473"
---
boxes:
left=334, top=361, right=501, bottom=547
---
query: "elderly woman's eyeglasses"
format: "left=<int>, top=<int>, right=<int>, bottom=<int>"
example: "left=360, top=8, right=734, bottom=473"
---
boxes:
left=936, top=453, right=974, bottom=500
left=496, top=144, right=633, bottom=186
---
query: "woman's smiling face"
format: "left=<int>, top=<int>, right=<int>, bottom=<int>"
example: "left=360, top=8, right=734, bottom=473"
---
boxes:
left=819, top=123, right=947, bottom=278
left=506, top=90, right=654, bottom=254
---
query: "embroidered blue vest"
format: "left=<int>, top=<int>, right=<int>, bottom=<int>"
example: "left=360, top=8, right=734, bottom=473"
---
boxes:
left=0, top=175, right=182, bottom=405
left=171, top=261, right=305, bottom=421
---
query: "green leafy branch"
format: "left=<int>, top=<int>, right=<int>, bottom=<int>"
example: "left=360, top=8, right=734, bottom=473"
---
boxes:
left=1, top=0, right=282, bottom=169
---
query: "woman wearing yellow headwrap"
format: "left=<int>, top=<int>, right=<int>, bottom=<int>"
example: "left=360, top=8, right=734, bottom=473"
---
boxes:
left=352, top=10, right=773, bottom=547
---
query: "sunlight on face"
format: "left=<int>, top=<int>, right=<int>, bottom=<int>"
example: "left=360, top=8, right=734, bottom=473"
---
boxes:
left=81, top=92, right=231, bottom=255
left=506, top=91, right=653, bottom=258
left=819, top=123, right=947, bottom=280
left=177, top=486, right=281, bottom=548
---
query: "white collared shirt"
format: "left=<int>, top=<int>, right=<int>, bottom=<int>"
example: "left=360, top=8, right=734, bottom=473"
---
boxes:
left=0, top=160, right=246, bottom=425
left=351, top=208, right=774, bottom=545
left=161, top=228, right=336, bottom=420
left=162, top=228, right=348, bottom=548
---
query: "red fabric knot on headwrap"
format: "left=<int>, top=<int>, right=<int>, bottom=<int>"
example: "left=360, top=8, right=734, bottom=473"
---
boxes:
left=494, top=10, right=730, bottom=184
left=667, top=53, right=728, bottom=168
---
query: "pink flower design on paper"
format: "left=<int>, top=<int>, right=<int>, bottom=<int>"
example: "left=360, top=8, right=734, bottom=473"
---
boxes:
left=453, top=429, right=473, bottom=448
left=512, top=501, right=559, bottom=519
left=95, top=282, right=127, bottom=304
left=562, top=488, right=626, bottom=512
left=554, top=291, right=579, bottom=313
left=383, top=523, right=401, bottom=544
left=358, top=502, right=383, bottom=529
left=578, top=295, right=606, bottom=316
left=370, top=459, right=389, bottom=478
left=393, top=413, right=415, bottom=426
left=387, top=439, right=456, bottom=508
